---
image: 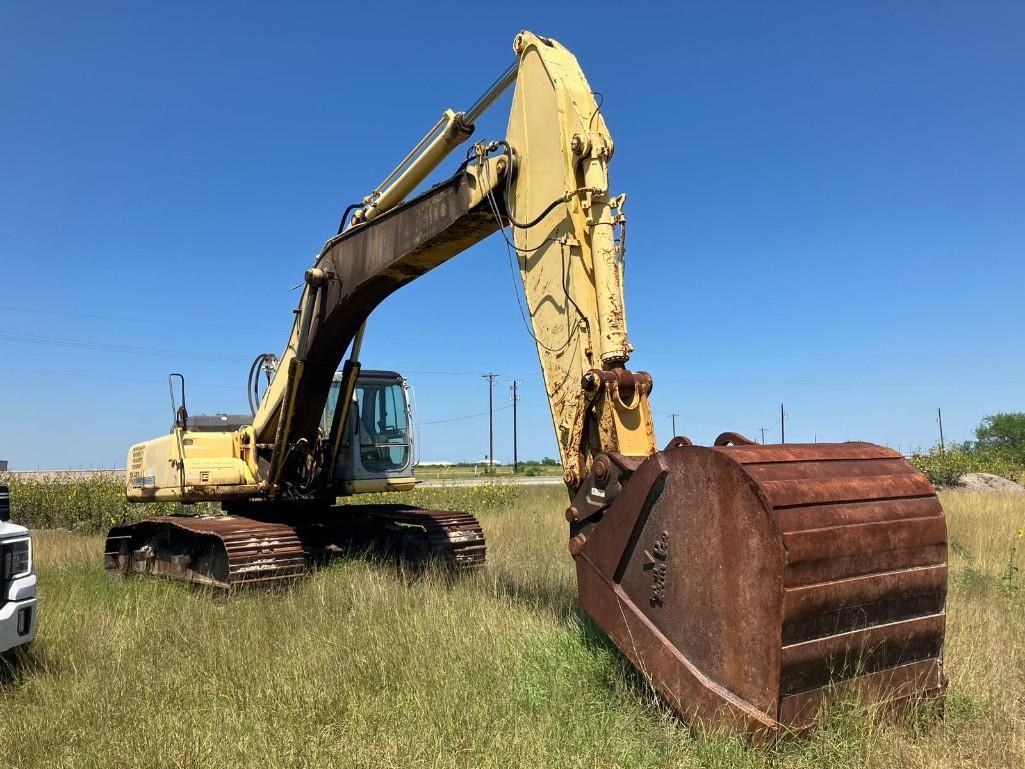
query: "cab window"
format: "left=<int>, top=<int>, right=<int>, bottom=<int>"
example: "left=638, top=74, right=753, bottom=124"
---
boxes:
left=356, top=381, right=410, bottom=472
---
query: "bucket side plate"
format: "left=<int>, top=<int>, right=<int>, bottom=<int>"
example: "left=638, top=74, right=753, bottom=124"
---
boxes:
left=572, top=441, right=947, bottom=738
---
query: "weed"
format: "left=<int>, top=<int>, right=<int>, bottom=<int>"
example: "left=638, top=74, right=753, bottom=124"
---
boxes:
left=0, top=487, right=1022, bottom=767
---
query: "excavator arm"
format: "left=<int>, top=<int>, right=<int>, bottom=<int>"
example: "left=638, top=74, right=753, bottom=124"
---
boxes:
left=119, top=31, right=949, bottom=739
left=250, top=31, right=655, bottom=499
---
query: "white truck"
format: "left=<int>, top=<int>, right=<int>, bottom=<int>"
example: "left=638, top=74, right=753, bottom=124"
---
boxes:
left=0, top=485, right=37, bottom=654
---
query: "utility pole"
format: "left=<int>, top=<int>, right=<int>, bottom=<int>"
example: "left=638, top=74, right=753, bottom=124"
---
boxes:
left=510, top=380, right=520, bottom=473
left=482, top=373, right=499, bottom=472
left=759, top=427, right=767, bottom=445
left=937, top=407, right=945, bottom=453
left=670, top=412, right=679, bottom=437
left=780, top=403, right=786, bottom=444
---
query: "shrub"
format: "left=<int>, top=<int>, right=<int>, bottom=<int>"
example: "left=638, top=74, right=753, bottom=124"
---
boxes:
left=0, top=471, right=525, bottom=533
left=0, top=472, right=213, bottom=532
left=335, top=481, right=518, bottom=515
left=908, top=449, right=1025, bottom=488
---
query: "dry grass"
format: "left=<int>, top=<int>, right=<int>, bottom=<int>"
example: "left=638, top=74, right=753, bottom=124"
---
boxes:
left=0, top=488, right=1023, bottom=768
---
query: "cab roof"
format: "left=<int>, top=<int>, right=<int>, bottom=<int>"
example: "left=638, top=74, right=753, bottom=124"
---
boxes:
left=332, top=369, right=403, bottom=382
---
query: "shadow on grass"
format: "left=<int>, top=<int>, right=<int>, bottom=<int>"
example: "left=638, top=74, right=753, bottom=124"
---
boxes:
left=0, top=643, right=52, bottom=687
left=486, top=567, right=959, bottom=756
left=489, top=570, right=583, bottom=623
left=487, top=567, right=680, bottom=715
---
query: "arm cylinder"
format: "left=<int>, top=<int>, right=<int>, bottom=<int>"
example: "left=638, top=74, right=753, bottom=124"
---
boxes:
left=358, top=111, right=472, bottom=223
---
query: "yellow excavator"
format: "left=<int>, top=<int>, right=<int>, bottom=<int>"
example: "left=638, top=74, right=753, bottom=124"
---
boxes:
left=106, top=31, right=949, bottom=738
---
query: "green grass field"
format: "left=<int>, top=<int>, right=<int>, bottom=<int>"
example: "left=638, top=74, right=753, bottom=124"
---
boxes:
left=412, top=464, right=564, bottom=480
left=1, top=487, right=1023, bottom=768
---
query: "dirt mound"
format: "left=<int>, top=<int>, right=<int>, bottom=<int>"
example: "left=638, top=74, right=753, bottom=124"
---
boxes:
left=959, top=472, right=1025, bottom=493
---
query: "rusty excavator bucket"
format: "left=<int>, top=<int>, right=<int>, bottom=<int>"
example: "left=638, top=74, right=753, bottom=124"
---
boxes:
left=569, top=436, right=947, bottom=738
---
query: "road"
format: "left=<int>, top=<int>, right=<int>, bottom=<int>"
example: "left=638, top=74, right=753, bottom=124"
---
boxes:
left=4, top=467, right=565, bottom=490
left=417, top=476, right=564, bottom=488
left=3, top=469, right=565, bottom=488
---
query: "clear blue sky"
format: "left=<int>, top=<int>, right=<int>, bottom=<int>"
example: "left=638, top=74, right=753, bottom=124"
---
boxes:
left=1, top=2, right=1022, bottom=469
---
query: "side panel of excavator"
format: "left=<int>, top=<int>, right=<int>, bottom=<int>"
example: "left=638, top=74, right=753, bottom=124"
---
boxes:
left=126, top=430, right=258, bottom=502
left=125, top=371, right=417, bottom=502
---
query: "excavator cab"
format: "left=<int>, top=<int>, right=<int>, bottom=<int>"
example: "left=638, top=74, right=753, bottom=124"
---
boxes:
left=323, top=369, right=417, bottom=494
left=109, top=366, right=485, bottom=589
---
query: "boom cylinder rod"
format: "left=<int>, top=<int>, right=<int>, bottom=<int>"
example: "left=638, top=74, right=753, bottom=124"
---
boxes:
left=355, top=62, right=518, bottom=225
left=462, top=62, right=517, bottom=126
left=365, top=114, right=450, bottom=204
left=358, top=110, right=472, bottom=222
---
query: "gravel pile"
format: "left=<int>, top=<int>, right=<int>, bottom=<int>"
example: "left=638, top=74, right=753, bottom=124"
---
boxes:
left=959, top=472, right=1025, bottom=493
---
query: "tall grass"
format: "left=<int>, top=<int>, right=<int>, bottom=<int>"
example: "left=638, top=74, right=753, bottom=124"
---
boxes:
left=0, top=473, right=518, bottom=533
left=0, top=472, right=213, bottom=532
left=0, top=487, right=1023, bottom=768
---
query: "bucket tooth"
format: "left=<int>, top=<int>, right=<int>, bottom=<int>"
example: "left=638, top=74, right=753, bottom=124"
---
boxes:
left=571, top=441, right=947, bottom=738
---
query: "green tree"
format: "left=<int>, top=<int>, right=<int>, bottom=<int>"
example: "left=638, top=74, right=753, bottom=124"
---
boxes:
left=975, top=412, right=1025, bottom=457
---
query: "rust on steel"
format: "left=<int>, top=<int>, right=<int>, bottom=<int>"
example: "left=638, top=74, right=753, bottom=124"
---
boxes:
left=570, top=440, right=947, bottom=738
left=336, top=505, right=487, bottom=569
left=105, top=516, right=306, bottom=591
left=105, top=505, right=486, bottom=590
left=264, top=170, right=504, bottom=451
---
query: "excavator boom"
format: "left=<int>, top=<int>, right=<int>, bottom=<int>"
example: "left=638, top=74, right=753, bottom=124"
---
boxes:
left=112, top=31, right=948, bottom=738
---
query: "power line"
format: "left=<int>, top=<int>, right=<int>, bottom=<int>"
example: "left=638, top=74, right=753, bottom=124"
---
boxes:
left=398, top=367, right=543, bottom=384
left=650, top=408, right=737, bottom=430
left=393, top=367, right=490, bottom=376
left=0, top=366, right=238, bottom=390
left=2, top=363, right=513, bottom=427
left=0, top=330, right=548, bottom=385
left=0, top=331, right=249, bottom=364
left=0, top=305, right=280, bottom=334
left=652, top=373, right=1015, bottom=389
left=419, top=404, right=511, bottom=426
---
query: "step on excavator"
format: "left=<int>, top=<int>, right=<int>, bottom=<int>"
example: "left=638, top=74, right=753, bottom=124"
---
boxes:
left=106, top=31, right=948, bottom=737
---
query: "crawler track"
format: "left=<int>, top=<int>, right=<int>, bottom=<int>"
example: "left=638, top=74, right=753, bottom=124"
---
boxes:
left=105, top=516, right=307, bottom=590
left=338, top=505, right=487, bottom=569
left=104, top=505, right=486, bottom=591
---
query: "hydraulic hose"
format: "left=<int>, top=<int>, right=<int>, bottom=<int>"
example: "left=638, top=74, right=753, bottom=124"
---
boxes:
left=247, top=352, right=278, bottom=416
left=336, top=202, right=365, bottom=234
